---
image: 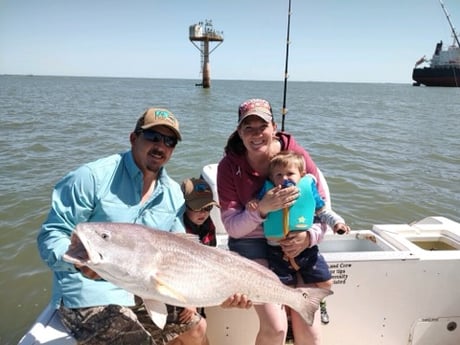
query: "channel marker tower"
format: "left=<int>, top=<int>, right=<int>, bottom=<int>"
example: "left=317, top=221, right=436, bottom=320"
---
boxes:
left=189, top=20, right=224, bottom=88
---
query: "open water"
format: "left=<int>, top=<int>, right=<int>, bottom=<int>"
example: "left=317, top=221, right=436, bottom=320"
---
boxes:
left=1, top=75, right=459, bottom=344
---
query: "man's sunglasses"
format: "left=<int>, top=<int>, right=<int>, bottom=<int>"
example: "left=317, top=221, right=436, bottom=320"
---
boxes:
left=141, top=130, right=177, bottom=148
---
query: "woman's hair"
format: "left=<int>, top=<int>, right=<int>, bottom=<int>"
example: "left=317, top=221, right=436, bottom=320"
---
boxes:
left=224, top=130, right=246, bottom=155
left=268, top=151, right=306, bottom=178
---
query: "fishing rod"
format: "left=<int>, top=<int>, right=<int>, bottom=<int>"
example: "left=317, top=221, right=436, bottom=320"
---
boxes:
left=281, top=0, right=292, bottom=132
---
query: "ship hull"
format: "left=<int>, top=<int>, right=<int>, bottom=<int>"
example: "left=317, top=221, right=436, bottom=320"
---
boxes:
left=412, top=66, right=460, bottom=87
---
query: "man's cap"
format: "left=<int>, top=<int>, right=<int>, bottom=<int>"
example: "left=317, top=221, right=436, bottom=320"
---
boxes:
left=238, top=98, right=273, bottom=125
left=181, top=178, right=220, bottom=210
left=135, top=108, right=182, bottom=140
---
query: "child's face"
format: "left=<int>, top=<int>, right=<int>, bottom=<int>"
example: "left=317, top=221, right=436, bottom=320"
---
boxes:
left=186, top=207, right=211, bottom=226
left=270, top=162, right=302, bottom=186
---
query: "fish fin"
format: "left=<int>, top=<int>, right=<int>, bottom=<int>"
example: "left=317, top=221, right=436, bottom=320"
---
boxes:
left=295, top=287, right=333, bottom=326
left=143, top=299, right=168, bottom=329
left=155, top=277, right=187, bottom=303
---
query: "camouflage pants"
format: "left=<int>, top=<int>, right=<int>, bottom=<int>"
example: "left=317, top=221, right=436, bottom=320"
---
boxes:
left=59, top=301, right=202, bottom=345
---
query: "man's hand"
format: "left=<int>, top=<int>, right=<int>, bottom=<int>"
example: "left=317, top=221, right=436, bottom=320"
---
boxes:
left=179, top=307, right=197, bottom=323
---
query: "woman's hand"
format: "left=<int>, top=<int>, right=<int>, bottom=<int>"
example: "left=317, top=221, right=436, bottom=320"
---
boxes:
left=221, top=293, right=252, bottom=309
left=279, top=231, right=310, bottom=258
left=258, top=185, right=299, bottom=218
left=334, top=223, right=351, bottom=235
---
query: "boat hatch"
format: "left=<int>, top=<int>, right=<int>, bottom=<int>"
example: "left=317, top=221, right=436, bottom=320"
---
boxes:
left=372, top=216, right=460, bottom=252
left=319, top=230, right=396, bottom=253
left=410, top=237, right=459, bottom=251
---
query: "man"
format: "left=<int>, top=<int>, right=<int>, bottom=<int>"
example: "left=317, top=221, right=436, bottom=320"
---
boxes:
left=38, top=108, right=248, bottom=345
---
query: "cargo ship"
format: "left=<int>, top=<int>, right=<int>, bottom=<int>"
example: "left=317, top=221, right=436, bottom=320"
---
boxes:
left=412, top=1, right=460, bottom=87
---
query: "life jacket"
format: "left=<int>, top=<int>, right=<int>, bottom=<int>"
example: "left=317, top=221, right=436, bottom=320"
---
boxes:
left=263, top=175, right=316, bottom=239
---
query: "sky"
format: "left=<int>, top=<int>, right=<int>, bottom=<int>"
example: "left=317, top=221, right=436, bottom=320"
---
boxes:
left=1, top=0, right=459, bottom=84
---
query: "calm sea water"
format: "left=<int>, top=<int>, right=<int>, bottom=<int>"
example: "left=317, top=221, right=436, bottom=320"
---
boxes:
left=1, top=75, right=459, bottom=344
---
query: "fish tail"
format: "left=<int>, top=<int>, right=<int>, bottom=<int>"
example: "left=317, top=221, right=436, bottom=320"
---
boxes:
left=295, top=287, right=333, bottom=326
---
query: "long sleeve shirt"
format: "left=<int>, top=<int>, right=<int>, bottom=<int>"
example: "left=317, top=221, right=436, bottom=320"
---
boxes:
left=37, top=150, right=185, bottom=309
left=217, top=132, right=327, bottom=244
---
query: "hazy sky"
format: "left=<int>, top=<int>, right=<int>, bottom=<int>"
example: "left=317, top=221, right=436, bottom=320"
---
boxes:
left=1, top=0, right=459, bottom=84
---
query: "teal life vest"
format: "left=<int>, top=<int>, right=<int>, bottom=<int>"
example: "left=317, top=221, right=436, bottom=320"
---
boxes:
left=263, top=175, right=316, bottom=239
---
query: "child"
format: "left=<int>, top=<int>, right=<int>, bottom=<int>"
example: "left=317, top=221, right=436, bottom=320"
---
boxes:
left=181, top=177, right=220, bottom=247
left=181, top=177, right=220, bottom=325
left=248, top=151, right=350, bottom=324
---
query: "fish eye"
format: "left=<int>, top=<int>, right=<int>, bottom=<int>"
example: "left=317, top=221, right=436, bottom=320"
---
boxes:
left=101, top=232, right=111, bottom=240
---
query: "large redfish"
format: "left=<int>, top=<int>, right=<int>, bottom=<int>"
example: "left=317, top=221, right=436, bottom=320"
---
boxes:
left=63, top=222, right=332, bottom=328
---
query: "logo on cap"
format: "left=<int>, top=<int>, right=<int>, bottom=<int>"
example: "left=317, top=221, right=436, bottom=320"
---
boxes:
left=238, top=98, right=273, bottom=125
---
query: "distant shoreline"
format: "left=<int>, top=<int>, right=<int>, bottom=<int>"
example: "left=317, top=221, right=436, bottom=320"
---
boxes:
left=0, top=74, right=407, bottom=85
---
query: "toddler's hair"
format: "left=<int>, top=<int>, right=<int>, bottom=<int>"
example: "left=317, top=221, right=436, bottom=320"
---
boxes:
left=268, top=151, right=306, bottom=179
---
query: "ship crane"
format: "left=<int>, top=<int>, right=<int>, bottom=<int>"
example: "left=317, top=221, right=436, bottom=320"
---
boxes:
left=189, top=20, right=224, bottom=88
left=440, top=0, right=460, bottom=47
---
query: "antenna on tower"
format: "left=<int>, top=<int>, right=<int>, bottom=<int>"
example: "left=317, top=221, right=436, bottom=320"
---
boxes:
left=189, top=20, right=224, bottom=88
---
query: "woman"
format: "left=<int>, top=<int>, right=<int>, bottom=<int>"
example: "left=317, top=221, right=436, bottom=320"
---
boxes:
left=217, top=98, right=328, bottom=345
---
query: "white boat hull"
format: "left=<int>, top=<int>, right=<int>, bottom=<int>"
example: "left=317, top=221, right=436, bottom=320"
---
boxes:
left=207, top=216, right=460, bottom=345
left=19, top=164, right=460, bottom=344
left=19, top=216, right=460, bottom=345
